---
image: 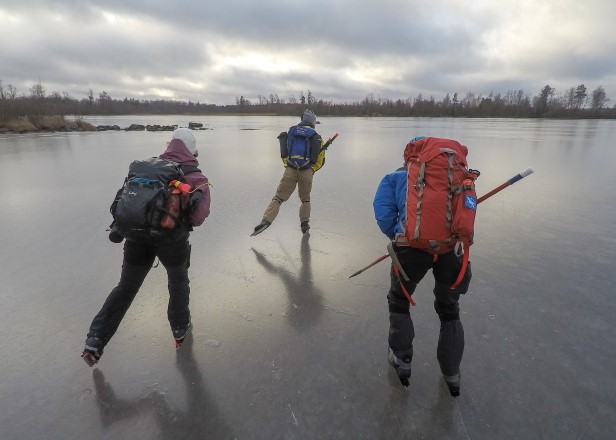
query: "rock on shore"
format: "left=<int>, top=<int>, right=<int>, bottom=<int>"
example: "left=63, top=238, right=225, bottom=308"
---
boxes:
left=0, top=118, right=210, bottom=134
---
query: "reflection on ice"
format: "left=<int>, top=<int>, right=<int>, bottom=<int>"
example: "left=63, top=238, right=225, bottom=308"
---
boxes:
left=92, top=335, right=235, bottom=438
left=252, top=234, right=324, bottom=330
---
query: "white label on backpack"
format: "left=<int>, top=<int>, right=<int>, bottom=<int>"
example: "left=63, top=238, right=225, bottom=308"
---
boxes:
left=464, top=195, right=477, bottom=210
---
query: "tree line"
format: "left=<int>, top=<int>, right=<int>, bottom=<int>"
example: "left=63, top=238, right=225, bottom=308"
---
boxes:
left=1, top=79, right=614, bottom=126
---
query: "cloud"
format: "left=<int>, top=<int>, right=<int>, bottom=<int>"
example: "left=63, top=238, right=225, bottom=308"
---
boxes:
left=1, top=0, right=615, bottom=104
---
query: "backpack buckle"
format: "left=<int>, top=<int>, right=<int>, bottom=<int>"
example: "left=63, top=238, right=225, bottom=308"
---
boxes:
left=454, top=241, right=464, bottom=257
left=394, top=234, right=409, bottom=246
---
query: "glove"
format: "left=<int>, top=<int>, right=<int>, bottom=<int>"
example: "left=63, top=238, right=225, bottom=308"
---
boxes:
left=186, top=191, right=203, bottom=215
left=108, top=230, right=124, bottom=243
left=108, top=223, right=124, bottom=243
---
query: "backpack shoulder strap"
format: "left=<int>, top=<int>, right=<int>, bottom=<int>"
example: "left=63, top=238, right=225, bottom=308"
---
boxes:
left=180, top=164, right=201, bottom=175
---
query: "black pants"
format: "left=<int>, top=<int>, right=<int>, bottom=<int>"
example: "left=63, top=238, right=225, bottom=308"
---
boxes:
left=87, top=239, right=191, bottom=346
left=387, top=247, right=471, bottom=377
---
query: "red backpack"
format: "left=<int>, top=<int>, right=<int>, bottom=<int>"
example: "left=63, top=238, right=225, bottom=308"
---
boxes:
left=401, top=137, right=479, bottom=287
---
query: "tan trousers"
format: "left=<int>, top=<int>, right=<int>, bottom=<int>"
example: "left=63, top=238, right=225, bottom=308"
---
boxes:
left=263, top=167, right=314, bottom=223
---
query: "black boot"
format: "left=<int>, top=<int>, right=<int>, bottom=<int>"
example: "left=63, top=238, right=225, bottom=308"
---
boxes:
left=300, top=221, right=310, bottom=234
left=388, top=348, right=412, bottom=387
left=82, top=337, right=105, bottom=367
left=172, top=320, right=192, bottom=348
left=443, top=373, right=461, bottom=397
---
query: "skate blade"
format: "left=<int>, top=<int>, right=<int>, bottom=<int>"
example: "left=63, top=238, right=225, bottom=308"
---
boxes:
left=447, top=386, right=460, bottom=397
left=174, top=338, right=186, bottom=348
left=250, top=224, right=270, bottom=236
left=82, top=352, right=98, bottom=367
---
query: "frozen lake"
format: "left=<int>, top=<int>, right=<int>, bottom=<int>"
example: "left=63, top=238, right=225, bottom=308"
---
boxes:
left=1, top=115, right=615, bottom=439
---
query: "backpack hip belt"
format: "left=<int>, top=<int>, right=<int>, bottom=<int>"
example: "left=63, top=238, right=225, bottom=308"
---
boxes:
left=394, top=233, right=452, bottom=252
left=393, top=234, right=410, bottom=247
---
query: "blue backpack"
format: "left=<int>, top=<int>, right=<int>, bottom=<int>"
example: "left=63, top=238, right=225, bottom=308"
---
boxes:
left=286, top=125, right=319, bottom=169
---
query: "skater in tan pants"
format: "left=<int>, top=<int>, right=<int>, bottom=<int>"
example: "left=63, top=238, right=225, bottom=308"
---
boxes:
left=262, top=166, right=314, bottom=229
left=252, top=110, right=336, bottom=236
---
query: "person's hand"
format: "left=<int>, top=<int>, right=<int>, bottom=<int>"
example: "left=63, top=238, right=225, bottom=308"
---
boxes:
left=187, top=191, right=202, bottom=215
left=108, top=229, right=124, bottom=243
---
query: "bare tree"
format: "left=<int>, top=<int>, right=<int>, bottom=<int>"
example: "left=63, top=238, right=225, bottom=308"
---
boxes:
left=442, top=93, right=451, bottom=107
left=461, top=92, right=481, bottom=110
left=98, top=91, right=111, bottom=103
left=573, top=84, right=587, bottom=109
left=307, top=90, right=315, bottom=105
left=7, top=84, right=17, bottom=99
left=590, top=86, right=608, bottom=109
left=30, top=80, right=46, bottom=99
left=535, top=85, right=554, bottom=115
left=236, top=96, right=250, bottom=106
left=563, top=87, right=576, bottom=109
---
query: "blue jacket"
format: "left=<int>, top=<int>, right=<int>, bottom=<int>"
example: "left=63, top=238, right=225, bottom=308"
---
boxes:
left=373, top=166, right=407, bottom=240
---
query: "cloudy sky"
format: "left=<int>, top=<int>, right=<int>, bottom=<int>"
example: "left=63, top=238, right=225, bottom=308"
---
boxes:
left=1, top=0, right=615, bottom=105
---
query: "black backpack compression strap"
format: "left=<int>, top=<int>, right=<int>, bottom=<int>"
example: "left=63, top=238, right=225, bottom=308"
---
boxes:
left=180, top=165, right=201, bottom=175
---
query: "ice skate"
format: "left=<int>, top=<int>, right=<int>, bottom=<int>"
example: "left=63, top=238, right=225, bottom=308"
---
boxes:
left=82, top=337, right=104, bottom=367
left=251, top=219, right=271, bottom=236
left=300, top=221, right=310, bottom=234
left=173, top=321, right=192, bottom=348
left=443, top=373, right=461, bottom=397
left=388, top=347, right=412, bottom=387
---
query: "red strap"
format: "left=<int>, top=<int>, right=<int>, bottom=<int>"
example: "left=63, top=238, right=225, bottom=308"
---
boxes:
left=393, top=265, right=416, bottom=306
left=450, top=247, right=469, bottom=290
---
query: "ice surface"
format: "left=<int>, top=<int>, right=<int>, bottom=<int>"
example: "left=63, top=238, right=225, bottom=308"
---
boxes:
left=0, top=116, right=614, bottom=439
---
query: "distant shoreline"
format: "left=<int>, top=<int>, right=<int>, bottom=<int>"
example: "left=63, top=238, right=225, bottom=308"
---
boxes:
left=0, top=113, right=612, bottom=134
